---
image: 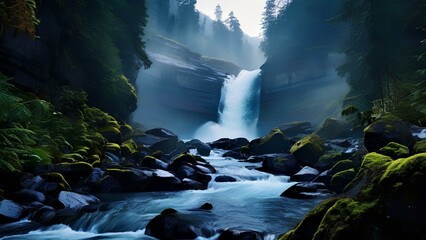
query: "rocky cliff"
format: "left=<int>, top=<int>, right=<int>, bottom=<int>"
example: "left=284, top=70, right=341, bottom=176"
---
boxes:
left=132, top=35, right=241, bottom=138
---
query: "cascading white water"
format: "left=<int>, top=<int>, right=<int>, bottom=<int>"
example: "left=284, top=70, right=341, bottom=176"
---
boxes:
left=194, top=69, right=262, bottom=142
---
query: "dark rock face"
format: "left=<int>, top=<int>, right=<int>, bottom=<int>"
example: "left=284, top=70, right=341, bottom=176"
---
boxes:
left=30, top=206, right=56, bottom=224
left=223, top=150, right=247, bottom=160
left=364, top=118, right=415, bottom=152
left=316, top=118, right=357, bottom=139
left=259, top=154, right=301, bottom=175
left=132, top=128, right=181, bottom=155
left=133, top=35, right=234, bottom=138
left=9, top=189, right=46, bottom=203
left=209, top=138, right=249, bottom=150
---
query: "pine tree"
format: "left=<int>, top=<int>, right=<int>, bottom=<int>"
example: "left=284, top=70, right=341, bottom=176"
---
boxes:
left=215, top=4, right=223, bottom=22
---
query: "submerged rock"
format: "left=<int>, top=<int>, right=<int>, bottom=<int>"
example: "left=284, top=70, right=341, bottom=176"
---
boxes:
left=58, top=191, right=99, bottom=209
left=215, top=175, right=237, bottom=182
left=145, top=208, right=198, bottom=239
left=218, top=229, right=264, bottom=240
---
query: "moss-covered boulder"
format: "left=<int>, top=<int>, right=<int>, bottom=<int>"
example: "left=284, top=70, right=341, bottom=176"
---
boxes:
left=280, top=198, right=339, bottom=240
left=99, top=126, right=122, bottom=144
left=290, top=134, right=325, bottom=167
left=41, top=172, right=71, bottom=191
left=314, top=152, right=345, bottom=172
left=364, top=117, right=415, bottom=152
left=330, top=168, right=356, bottom=193
left=260, top=154, right=301, bottom=175
left=413, top=140, right=426, bottom=154
left=121, top=139, right=137, bottom=157
left=279, top=153, right=426, bottom=240
left=378, top=142, right=410, bottom=159
left=330, top=160, right=354, bottom=175
left=247, top=128, right=291, bottom=155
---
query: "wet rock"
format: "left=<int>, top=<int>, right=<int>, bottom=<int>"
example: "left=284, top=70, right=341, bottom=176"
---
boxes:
left=0, top=200, right=24, bottom=223
left=218, top=229, right=264, bottom=240
left=85, top=168, right=104, bottom=184
left=281, top=182, right=330, bottom=199
left=182, top=178, right=205, bottom=190
left=140, top=156, right=168, bottom=170
left=107, top=168, right=151, bottom=192
left=96, top=175, right=122, bottom=193
left=146, top=128, right=178, bottom=141
left=199, top=203, right=213, bottom=210
left=215, top=175, right=237, bottom=182
left=58, top=191, right=99, bottom=209
left=290, top=134, right=325, bottom=167
left=314, top=152, right=345, bottom=172
left=9, top=189, right=45, bottom=203
left=277, top=121, right=313, bottom=138
left=30, top=205, right=56, bottom=224
left=312, top=170, right=332, bottom=187
left=223, top=150, right=247, bottom=160
left=209, top=138, right=249, bottom=150
left=364, top=117, right=415, bottom=152
left=34, top=162, right=93, bottom=184
left=186, top=139, right=211, bottom=156
left=290, top=166, right=320, bottom=182
left=147, top=169, right=182, bottom=191
left=260, top=154, right=301, bottom=175
left=20, top=175, right=44, bottom=190
left=132, top=129, right=179, bottom=155
left=247, top=128, right=291, bottom=155
left=145, top=208, right=198, bottom=239
left=330, top=160, right=355, bottom=175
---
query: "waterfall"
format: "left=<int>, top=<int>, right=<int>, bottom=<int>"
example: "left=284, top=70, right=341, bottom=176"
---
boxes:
left=194, top=69, right=262, bottom=142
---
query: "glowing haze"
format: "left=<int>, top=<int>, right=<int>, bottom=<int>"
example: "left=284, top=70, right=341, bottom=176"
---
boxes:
left=195, top=0, right=267, bottom=37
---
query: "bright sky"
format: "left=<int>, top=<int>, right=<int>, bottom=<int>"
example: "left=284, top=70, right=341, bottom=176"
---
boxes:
left=195, top=0, right=267, bottom=37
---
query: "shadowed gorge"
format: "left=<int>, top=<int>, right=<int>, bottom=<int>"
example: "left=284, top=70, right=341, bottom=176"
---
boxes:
left=0, top=0, right=425, bottom=239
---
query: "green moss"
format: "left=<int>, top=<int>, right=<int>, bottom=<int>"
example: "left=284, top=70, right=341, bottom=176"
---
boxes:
left=315, top=152, right=344, bottom=171
left=106, top=143, right=121, bottom=152
left=380, top=153, right=426, bottom=186
left=314, top=198, right=380, bottom=240
left=61, top=153, right=85, bottom=162
left=378, top=142, right=410, bottom=159
left=248, top=128, right=290, bottom=155
left=0, top=152, right=22, bottom=173
left=91, top=160, right=101, bottom=168
left=331, top=168, right=356, bottom=193
left=280, top=198, right=339, bottom=240
left=290, top=134, right=325, bottom=166
left=359, top=152, right=393, bottom=173
left=120, top=124, right=134, bottom=138
left=121, top=139, right=137, bottom=157
left=330, top=160, right=354, bottom=175
left=413, top=140, right=426, bottom=154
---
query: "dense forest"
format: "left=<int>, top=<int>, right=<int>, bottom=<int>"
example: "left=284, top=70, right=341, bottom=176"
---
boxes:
left=0, top=0, right=426, bottom=239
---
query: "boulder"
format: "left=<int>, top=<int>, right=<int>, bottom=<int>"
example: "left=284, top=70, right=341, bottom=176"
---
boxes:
left=260, top=154, right=301, bottom=175
left=145, top=208, right=198, bottom=239
left=140, top=156, right=168, bottom=170
left=34, top=162, right=93, bottom=184
left=247, top=128, right=291, bottom=155
left=218, top=229, right=264, bottom=240
left=182, top=178, right=205, bottom=190
left=132, top=129, right=179, bottom=155
left=209, top=138, right=249, bottom=150
left=215, top=175, right=237, bottom=182
left=199, top=202, right=213, bottom=210
left=0, top=200, right=24, bottom=223
left=330, top=160, right=355, bottom=175
left=40, top=172, right=71, bottom=192
left=146, top=128, right=178, bottom=142
left=146, top=170, right=182, bottom=191
left=223, top=150, right=247, bottom=160
left=107, top=168, right=151, bottom=191
left=281, top=182, right=330, bottom=199
left=312, top=170, right=333, bottom=187
left=120, top=139, right=137, bottom=157
left=364, top=117, right=415, bottom=152
left=9, top=189, right=45, bottom=203
left=99, top=126, right=122, bottom=144
left=314, top=152, right=345, bottom=172
left=20, top=175, right=44, bottom=190
left=186, top=139, right=211, bottom=156
left=316, top=118, right=356, bottom=139
left=290, top=166, right=320, bottom=182
left=330, top=168, right=356, bottom=193
left=413, top=140, right=426, bottom=154
left=96, top=175, right=122, bottom=193
left=58, top=191, right=99, bottom=209
left=277, top=121, right=313, bottom=138
left=30, top=205, right=56, bottom=224
left=378, top=142, right=410, bottom=159
left=290, top=134, right=325, bottom=167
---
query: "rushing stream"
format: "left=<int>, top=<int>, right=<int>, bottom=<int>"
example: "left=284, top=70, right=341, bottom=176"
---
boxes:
left=1, top=150, right=324, bottom=240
